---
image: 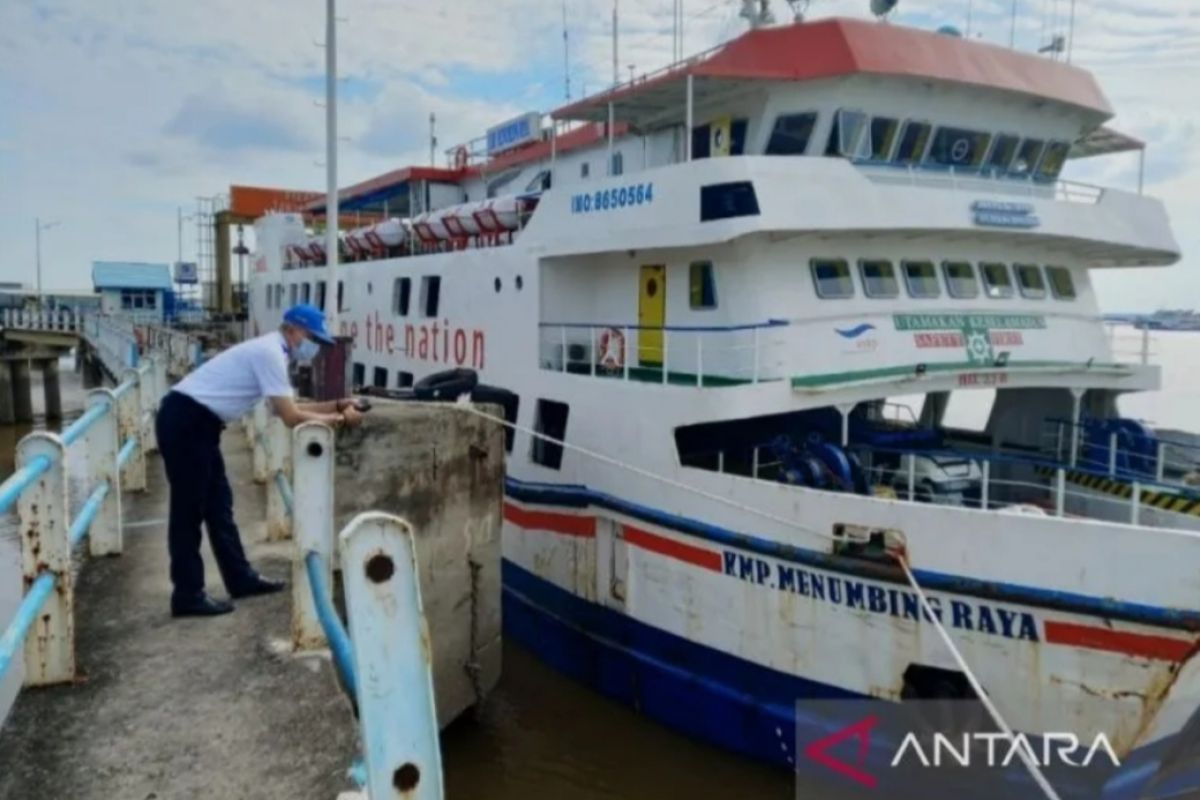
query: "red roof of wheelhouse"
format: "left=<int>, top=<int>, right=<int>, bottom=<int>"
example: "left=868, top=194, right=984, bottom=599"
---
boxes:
left=553, top=17, right=1113, bottom=122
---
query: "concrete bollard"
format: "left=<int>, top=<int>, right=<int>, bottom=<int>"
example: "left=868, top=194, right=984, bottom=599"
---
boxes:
left=291, top=423, right=334, bottom=650
left=266, top=413, right=293, bottom=541
left=86, top=389, right=123, bottom=557
left=251, top=402, right=269, bottom=483
left=17, top=432, right=75, bottom=686
left=118, top=369, right=147, bottom=492
left=339, top=513, right=444, bottom=800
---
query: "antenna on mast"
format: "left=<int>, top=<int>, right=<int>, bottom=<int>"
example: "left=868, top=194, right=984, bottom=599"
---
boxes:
left=562, top=0, right=571, bottom=100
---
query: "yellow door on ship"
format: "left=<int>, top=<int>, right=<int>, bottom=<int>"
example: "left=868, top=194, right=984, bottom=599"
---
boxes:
left=638, top=264, right=666, bottom=366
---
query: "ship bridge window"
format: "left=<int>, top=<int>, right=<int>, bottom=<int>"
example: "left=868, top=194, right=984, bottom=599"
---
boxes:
left=942, top=261, right=979, bottom=299
left=869, top=117, right=901, bottom=161
left=1016, top=264, right=1047, bottom=299
left=1046, top=266, right=1076, bottom=300
left=981, top=263, right=1014, bottom=298
left=810, top=259, right=854, bottom=299
left=927, top=127, right=991, bottom=168
left=893, top=121, right=932, bottom=164
left=985, top=134, right=1020, bottom=173
left=393, top=277, right=412, bottom=316
left=825, top=109, right=869, bottom=159
left=765, top=112, right=818, bottom=155
left=689, top=261, right=718, bottom=309
left=420, top=276, right=441, bottom=317
left=858, top=259, right=898, bottom=298
left=531, top=398, right=569, bottom=470
left=902, top=260, right=940, bottom=299
left=1036, top=141, right=1070, bottom=181
left=1011, top=139, right=1046, bottom=176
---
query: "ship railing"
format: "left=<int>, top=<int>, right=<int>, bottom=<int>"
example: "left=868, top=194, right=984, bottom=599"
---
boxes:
left=0, top=355, right=165, bottom=688
left=0, top=307, right=84, bottom=333
left=859, top=162, right=1105, bottom=205
left=245, top=406, right=445, bottom=798
left=685, top=439, right=1197, bottom=528
left=1040, top=417, right=1200, bottom=484
left=537, top=320, right=790, bottom=386
left=1105, top=323, right=1156, bottom=365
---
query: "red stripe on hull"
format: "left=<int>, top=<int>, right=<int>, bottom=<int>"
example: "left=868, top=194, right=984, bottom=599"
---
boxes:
left=1044, top=620, right=1194, bottom=662
left=623, top=524, right=722, bottom=572
left=503, top=502, right=596, bottom=538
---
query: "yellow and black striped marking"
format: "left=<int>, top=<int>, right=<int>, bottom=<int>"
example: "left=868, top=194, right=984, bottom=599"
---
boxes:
left=1035, top=466, right=1200, bottom=517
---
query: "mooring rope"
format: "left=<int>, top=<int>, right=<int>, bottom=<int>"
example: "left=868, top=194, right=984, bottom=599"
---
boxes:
left=452, top=399, right=1060, bottom=798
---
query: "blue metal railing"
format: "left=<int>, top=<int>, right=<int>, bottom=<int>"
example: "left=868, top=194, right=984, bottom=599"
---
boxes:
left=304, top=551, right=359, bottom=700
left=0, top=372, right=142, bottom=686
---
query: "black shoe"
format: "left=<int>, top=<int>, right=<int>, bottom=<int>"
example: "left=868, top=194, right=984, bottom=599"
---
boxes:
left=229, top=574, right=287, bottom=599
left=171, top=593, right=235, bottom=618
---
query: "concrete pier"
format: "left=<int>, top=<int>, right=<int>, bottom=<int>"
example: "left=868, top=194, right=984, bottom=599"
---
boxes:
left=39, top=359, right=62, bottom=419
left=10, top=361, right=32, bottom=424
left=0, top=432, right=360, bottom=798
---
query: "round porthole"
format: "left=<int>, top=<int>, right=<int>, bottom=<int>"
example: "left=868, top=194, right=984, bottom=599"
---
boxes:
left=515, top=275, right=524, bottom=291
left=494, top=277, right=502, bottom=293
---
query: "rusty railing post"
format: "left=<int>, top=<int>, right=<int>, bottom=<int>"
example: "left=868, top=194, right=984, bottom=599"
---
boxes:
left=85, top=389, right=123, bottom=556
left=118, top=368, right=147, bottom=491
left=251, top=401, right=269, bottom=484
left=291, top=422, right=334, bottom=650
left=266, top=413, right=293, bottom=541
left=339, top=512, right=444, bottom=800
left=17, top=432, right=74, bottom=686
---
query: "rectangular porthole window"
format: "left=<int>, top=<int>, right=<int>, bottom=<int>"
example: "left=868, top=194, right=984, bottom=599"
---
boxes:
left=810, top=259, right=854, bottom=299
left=393, top=277, right=412, bottom=316
left=264, top=285, right=272, bottom=309
left=420, top=276, right=441, bottom=317
left=580, top=161, right=590, bottom=179
left=1016, top=264, right=1047, bottom=299
left=893, top=121, right=932, bottom=164
left=1046, top=266, right=1076, bottom=300
left=337, top=280, right=345, bottom=312
left=902, top=260, right=940, bottom=298
left=397, top=371, right=414, bottom=388
left=289, top=284, right=298, bottom=306
left=531, top=398, right=570, bottom=470
left=981, top=263, right=1014, bottom=298
left=689, top=261, right=718, bottom=309
left=352, top=362, right=365, bottom=388
left=372, top=367, right=388, bottom=388
left=943, top=261, right=979, bottom=299
left=765, top=112, right=818, bottom=155
left=316, top=281, right=327, bottom=311
left=301, top=283, right=312, bottom=304
left=858, top=259, right=898, bottom=298
left=699, top=181, right=759, bottom=221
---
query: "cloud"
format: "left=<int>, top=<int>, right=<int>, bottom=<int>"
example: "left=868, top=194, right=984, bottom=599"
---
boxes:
left=163, top=92, right=314, bottom=153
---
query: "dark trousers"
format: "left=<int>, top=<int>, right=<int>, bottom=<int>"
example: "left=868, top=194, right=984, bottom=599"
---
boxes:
left=156, top=391, right=255, bottom=602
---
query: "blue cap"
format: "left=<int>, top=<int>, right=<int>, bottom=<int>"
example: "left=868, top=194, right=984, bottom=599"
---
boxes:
left=283, top=303, right=335, bottom=345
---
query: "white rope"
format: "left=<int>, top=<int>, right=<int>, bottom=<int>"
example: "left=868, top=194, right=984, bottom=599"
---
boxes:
left=453, top=400, right=854, bottom=542
left=896, top=556, right=1061, bottom=800
left=454, top=398, right=1057, bottom=796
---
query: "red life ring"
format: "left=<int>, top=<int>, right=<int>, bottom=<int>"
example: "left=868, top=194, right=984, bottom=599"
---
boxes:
left=453, top=146, right=469, bottom=170
left=597, top=327, right=625, bottom=369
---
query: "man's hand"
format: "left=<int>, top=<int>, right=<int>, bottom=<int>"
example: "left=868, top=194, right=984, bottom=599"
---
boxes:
left=340, top=405, right=364, bottom=427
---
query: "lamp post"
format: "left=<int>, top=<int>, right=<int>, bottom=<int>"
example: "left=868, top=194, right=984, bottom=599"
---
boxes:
left=35, top=218, right=61, bottom=306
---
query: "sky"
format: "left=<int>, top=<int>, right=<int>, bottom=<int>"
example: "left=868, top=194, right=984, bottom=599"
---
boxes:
left=0, top=0, right=1196, bottom=310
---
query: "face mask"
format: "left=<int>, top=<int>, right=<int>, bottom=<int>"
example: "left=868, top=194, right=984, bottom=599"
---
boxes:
left=293, top=338, right=320, bottom=362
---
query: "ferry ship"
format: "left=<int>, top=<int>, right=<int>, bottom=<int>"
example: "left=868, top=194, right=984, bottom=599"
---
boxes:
left=246, top=14, right=1198, bottom=797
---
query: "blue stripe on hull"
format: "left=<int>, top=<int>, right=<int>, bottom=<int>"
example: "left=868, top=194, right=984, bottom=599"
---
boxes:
left=503, top=559, right=1192, bottom=799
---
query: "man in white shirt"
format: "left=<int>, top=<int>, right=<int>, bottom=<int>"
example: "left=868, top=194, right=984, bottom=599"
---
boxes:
left=157, top=303, right=362, bottom=617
